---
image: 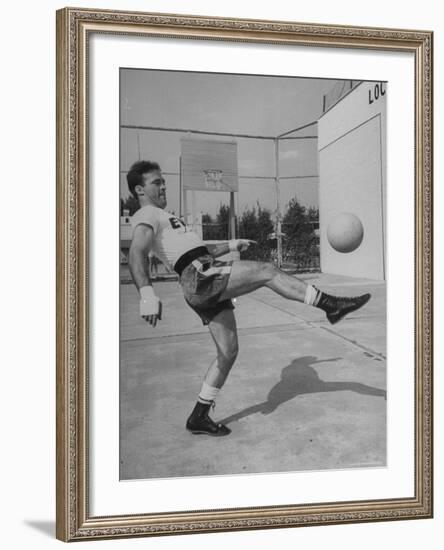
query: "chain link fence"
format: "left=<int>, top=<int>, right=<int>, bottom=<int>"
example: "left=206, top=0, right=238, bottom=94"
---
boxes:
left=202, top=219, right=320, bottom=273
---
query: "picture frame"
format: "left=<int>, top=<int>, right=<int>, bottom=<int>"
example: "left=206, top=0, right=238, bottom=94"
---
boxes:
left=56, top=6, right=433, bottom=542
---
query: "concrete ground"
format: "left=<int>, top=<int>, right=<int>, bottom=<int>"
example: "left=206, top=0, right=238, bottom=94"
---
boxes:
left=120, top=272, right=386, bottom=480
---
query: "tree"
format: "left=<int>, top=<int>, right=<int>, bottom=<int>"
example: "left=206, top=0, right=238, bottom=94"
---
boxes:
left=201, top=197, right=319, bottom=271
left=201, top=205, right=230, bottom=240
left=202, top=213, right=217, bottom=240
left=215, top=203, right=230, bottom=240
left=281, top=197, right=319, bottom=269
left=307, top=206, right=319, bottom=223
left=238, top=203, right=274, bottom=261
left=120, top=195, right=140, bottom=216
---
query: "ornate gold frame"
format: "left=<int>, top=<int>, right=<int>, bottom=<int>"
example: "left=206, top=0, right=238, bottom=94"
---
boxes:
left=56, top=7, right=433, bottom=542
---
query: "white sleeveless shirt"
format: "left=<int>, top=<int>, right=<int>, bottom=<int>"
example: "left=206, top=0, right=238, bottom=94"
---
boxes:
left=130, top=205, right=204, bottom=269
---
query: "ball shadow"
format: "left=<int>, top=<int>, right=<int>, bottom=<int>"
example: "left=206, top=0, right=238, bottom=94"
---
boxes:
left=218, top=355, right=386, bottom=425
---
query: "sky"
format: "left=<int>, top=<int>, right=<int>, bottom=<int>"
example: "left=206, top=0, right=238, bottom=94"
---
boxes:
left=120, top=68, right=342, bottom=217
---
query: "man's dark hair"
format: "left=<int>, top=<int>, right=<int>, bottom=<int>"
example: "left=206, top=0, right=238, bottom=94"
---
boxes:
left=127, top=160, right=160, bottom=200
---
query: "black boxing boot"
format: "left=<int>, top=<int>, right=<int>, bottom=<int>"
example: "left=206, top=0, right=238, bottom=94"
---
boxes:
left=186, top=401, right=231, bottom=436
left=314, top=288, right=371, bottom=325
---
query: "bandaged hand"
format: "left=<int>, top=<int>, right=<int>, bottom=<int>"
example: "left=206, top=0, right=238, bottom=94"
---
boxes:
left=229, top=239, right=257, bottom=252
left=139, top=286, right=162, bottom=327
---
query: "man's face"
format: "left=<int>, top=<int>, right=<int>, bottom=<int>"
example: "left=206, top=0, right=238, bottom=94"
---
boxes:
left=141, top=170, right=167, bottom=209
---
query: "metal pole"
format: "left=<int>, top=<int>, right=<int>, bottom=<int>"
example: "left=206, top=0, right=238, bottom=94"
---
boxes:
left=183, top=191, right=188, bottom=226
left=179, top=156, right=182, bottom=217
left=121, top=123, right=275, bottom=141
left=274, top=138, right=282, bottom=269
left=181, top=157, right=188, bottom=225
left=137, top=131, right=141, bottom=160
left=229, top=192, right=236, bottom=239
left=191, top=191, right=197, bottom=232
left=277, top=120, right=318, bottom=139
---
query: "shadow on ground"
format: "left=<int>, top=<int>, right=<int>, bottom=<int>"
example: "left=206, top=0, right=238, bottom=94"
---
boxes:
left=23, top=520, right=55, bottom=538
left=219, top=355, right=387, bottom=425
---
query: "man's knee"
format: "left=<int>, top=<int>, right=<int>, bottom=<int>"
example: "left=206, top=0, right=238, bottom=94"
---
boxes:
left=253, top=261, right=276, bottom=282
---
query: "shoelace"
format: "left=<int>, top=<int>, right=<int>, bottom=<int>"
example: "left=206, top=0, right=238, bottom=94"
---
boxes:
left=200, top=399, right=216, bottom=415
left=203, top=401, right=222, bottom=428
left=335, top=295, right=358, bottom=303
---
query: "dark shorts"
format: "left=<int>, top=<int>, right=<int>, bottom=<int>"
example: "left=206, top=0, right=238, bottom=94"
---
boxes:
left=179, top=254, right=234, bottom=325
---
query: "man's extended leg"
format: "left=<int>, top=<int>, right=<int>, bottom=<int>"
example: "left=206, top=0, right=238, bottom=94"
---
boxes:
left=220, top=260, right=307, bottom=301
left=219, top=260, right=370, bottom=324
left=186, top=309, right=238, bottom=436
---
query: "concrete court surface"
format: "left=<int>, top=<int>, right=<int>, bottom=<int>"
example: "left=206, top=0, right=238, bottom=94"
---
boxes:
left=120, top=273, right=386, bottom=480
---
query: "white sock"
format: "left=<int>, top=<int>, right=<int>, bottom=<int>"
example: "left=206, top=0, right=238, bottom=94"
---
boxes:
left=198, top=382, right=220, bottom=404
left=304, top=284, right=320, bottom=306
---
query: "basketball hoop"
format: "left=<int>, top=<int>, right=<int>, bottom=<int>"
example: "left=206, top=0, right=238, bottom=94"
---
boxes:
left=203, top=169, right=224, bottom=190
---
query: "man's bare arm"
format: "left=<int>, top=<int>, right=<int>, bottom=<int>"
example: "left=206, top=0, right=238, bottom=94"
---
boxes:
left=128, top=224, right=162, bottom=327
left=206, top=240, right=257, bottom=258
left=128, top=224, right=153, bottom=290
left=205, top=242, right=230, bottom=258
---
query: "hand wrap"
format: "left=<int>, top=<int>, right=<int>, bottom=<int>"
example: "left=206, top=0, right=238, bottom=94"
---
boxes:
left=139, top=286, right=160, bottom=317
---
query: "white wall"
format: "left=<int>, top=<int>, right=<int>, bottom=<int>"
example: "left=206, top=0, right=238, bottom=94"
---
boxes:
left=1, top=1, right=442, bottom=550
left=318, top=82, right=386, bottom=279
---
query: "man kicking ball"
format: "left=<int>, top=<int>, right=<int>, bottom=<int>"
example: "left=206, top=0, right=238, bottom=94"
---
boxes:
left=127, top=160, right=371, bottom=437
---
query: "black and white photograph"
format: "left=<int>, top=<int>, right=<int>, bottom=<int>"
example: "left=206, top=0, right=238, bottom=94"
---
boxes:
left=119, top=69, right=387, bottom=481
left=51, top=4, right=434, bottom=544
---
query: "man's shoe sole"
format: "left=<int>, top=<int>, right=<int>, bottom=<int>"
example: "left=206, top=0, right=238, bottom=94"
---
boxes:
left=327, top=293, right=371, bottom=324
left=186, top=427, right=231, bottom=436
